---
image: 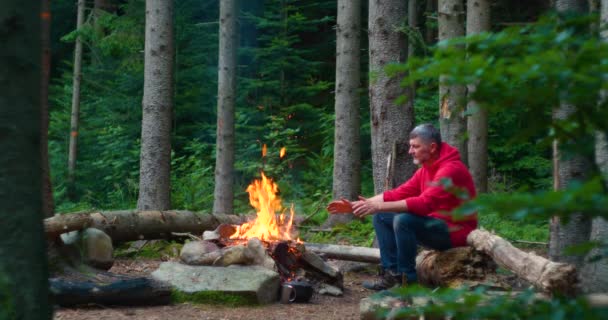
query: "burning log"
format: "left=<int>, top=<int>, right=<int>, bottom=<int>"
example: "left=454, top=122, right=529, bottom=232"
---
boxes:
left=467, top=229, right=578, bottom=295
left=45, top=210, right=248, bottom=243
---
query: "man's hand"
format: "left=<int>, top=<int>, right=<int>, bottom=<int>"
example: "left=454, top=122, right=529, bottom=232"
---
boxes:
left=352, top=196, right=381, bottom=218
left=327, top=199, right=353, bottom=214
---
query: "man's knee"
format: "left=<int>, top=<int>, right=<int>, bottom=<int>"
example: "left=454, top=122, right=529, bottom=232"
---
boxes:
left=393, top=213, right=418, bottom=231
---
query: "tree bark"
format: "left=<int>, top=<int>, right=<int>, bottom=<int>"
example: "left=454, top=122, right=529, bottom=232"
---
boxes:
left=368, top=0, right=416, bottom=194
left=0, top=1, right=52, bottom=317
left=67, top=0, right=86, bottom=200
left=579, top=0, right=608, bottom=293
left=138, top=0, right=174, bottom=211
left=326, top=0, right=361, bottom=227
left=438, top=0, right=467, bottom=162
left=45, top=211, right=249, bottom=243
left=549, top=0, right=592, bottom=269
left=425, top=0, right=437, bottom=44
left=41, top=0, right=54, bottom=217
left=408, top=0, right=418, bottom=58
left=466, top=0, right=490, bottom=193
left=468, top=229, right=578, bottom=295
left=213, top=0, right=239, bottom=216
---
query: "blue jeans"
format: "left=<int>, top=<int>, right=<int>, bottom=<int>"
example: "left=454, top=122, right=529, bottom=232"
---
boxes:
left=373, top=212, right=452, bottom=283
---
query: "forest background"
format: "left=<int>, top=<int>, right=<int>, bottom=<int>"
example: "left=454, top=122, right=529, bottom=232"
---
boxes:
left=49, top=0, right=551, bottom=243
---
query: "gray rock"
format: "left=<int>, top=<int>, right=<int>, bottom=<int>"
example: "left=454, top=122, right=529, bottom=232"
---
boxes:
left=246, top=238, right=276, bottom=271
left=151, top=261, right=280, bottom=304
left=317, top=283, right=343, bottom=296
left=61, top=228, right=114, bottom=270
left=180, top=240, right=221, bottom=265
left=213, top=244, right=252, bottom=266
left=301, top=251, right=343, bottom=287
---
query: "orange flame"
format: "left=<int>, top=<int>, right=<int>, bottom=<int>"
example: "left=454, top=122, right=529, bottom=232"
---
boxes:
left=279, top=147, right=286, bottom=159
left=262, top=144, right=267, bottom=157
left=230, top=172, right=295, bottom=241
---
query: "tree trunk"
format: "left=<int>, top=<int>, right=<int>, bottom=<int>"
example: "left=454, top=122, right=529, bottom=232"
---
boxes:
left=41, top=0, right=54, bottom=217
left=368, top=0, right=416, bottom=194
left=138, top=0, right=174, bottom=211
left=67, top=0, right=86, bottom=200
left=0, top=1, right=52, bottom=317
left=438, top=0, right=467, bottom=162
left=408, top=0, right=418, bottom=58
left=326, top=0, right=361, bottom=227
left=468, top=229, right=578, bottom=295
left=45, top=211, right=248, bottom=243
left=549, top=0, right=592, bottom=269
left=466, top=0, right=490, bottom=193
left=213, top=0, right=239, bottom=216
left=425, top=0, right=437, bottom=44
left=579, top=0, right=608, bottom=293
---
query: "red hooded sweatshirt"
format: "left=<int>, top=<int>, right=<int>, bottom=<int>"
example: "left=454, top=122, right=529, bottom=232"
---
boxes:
left=382, top=142, right=477, bottom=247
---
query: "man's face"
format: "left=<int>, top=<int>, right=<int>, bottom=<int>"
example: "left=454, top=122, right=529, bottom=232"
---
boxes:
left=408, top=137, right=436, bottom=165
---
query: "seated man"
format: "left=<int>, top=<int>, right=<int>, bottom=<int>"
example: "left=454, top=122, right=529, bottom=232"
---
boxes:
left=327, top=123, right=477, bottom=290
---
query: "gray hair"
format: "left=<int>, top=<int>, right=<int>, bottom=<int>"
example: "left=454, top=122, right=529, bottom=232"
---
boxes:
left=409, top=123, right=441, bottom=146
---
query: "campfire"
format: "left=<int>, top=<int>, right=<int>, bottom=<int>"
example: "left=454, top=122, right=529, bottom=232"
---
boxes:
left=178, top=146, right=343, bottom=302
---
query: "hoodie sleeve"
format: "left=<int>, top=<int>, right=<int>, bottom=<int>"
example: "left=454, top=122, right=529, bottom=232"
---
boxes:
left=383, top=169, right=421, bottom=201
left=404, top=164, right=463, bottom=216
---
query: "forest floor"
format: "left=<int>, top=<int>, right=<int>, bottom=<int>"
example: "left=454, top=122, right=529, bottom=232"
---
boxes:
left=53, top=258, right=375, bottom=320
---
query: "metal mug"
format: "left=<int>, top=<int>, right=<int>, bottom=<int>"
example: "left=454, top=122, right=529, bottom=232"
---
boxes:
left=280, top=281, right=313, bottom=303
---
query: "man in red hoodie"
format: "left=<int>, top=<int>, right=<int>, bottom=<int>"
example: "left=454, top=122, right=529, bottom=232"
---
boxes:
left=327, top=123, right=477, bottom=290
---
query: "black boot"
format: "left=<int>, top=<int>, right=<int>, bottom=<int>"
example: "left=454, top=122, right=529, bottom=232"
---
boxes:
left=362, top=270, right=403, bottom=291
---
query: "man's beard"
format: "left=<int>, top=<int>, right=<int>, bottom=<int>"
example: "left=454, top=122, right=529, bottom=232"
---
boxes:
left=412, top=158, right=420, bottom=165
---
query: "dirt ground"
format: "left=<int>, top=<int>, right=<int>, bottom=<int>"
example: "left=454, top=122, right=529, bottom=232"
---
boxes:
left=53, top=259, right=377, bottom=320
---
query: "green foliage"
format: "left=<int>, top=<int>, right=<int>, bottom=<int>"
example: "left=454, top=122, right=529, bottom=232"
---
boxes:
left=305, top=219, right=375, bottom=247
left=171, top=290, right=258, bottom=306
left=0, top=270, right=14, bottom=320
left=115, top=240, right=183, bottom=259
left=371, top=286, right=605, bottom=319
left=478, top=212, right=548, bottom=243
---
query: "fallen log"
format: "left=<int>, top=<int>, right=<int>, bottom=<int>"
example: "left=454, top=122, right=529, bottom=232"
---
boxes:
left=467, top=229, right=577, bottom=295
left=304, top=243, right=497, bottom=288
left=304, top=242, right=380, bottom=263
left=51, top=276, right=172, bottom=307
left=45, top=210, right=248, bottom=243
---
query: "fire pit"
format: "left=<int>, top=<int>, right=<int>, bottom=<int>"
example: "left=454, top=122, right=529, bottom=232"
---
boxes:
left=164, top=165, right=343, bottom=304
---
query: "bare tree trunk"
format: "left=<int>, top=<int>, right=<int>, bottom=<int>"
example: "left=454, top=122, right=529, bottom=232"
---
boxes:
left=326, top=0, right=361, bottom=227
left=425, top=0, right=437, bottom=44
left=41, top=0, right=54, bottom=217
left=213, top=0, right=239, bottom=216
left=0, top=1, right=51, bottom=316
left=438, top=0, right=466, bottom=161
left=67, top=0, right=86, bottom=199
left=549, top=0, right=591, bottom=268
left=368, top=0, right=416, bottom=194
left=466, top=0, right=490, bottom=193
left=408, top=0, right=418, bottom=58
left=137, top=0, right=174, bottom=211
left=580, top=0, right=608, bottom=293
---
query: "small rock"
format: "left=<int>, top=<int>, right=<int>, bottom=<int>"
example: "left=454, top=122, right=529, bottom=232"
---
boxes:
left=180, top=240, right=222, bottom=265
